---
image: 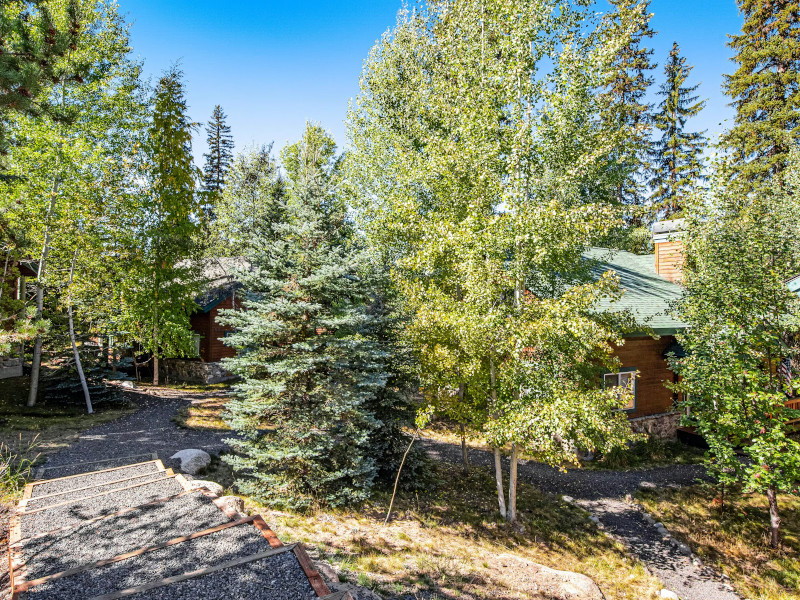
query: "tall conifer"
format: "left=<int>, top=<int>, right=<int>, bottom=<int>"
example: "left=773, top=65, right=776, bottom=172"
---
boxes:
left=723, top=0, right=800, bottom=185
left=600, top=0, right=657, bottom=222
left=220, top=124, right=409, bottom=509
left=649, top=42, right=706, bottom=217
left=201, top=104, right=233, bottom=220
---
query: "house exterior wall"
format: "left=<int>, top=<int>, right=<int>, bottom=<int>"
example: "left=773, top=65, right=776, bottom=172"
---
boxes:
left=655, top=240, right=684, bottom=284
left=612, top=335, right=678, bottom=419
left=189, top=296, right=238, bottom=363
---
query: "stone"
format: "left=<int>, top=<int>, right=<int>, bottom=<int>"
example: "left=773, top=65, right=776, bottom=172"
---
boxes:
left=163, top=359, right=234, bottom=385
left=589, top=515, right=600, bottom=524
left=121, top=380, right=137, bottom=389
left=183, top=479, right=224, bottom=495
left=659, top=590, right=680, bottom=600
left=562, top=495, right=575, bottom=504
left=639, top=481, right=657, bottom=491
left=170, top=449, right=212, bottom=475
left=629, top=411, right=681, bottom=440
left=316, top=561, right=339, bottom=583
left=327, top=582, right=382, bottom=600
left=216, top=495, right=245, bottom=514
left=498, top=554, right=605, bottom=600
left=677, top=543, right=692, bottom=556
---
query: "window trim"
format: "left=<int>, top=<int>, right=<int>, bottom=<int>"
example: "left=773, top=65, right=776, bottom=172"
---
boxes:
left=604, top=368, right=638, bottom=412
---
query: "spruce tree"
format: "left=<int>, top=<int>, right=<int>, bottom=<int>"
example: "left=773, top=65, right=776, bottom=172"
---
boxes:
left=600, top=0, right=657, bottom=223
left=723, top=0, right=800, bottom=186
left=201, top=104, right=233, bottom=220
left=219, top=124, right=401, bottom=509
left=649, top=42, right=707, bottom=217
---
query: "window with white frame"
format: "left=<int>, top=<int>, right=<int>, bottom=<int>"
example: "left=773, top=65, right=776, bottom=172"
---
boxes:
left=604, top=369, right=637, bottom=411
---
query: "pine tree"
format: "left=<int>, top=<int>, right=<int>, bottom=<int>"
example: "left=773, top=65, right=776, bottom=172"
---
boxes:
left=0, top=1, right=81, bottom=174
left=649, top=42, right=706, bottom=217
left=201, top=104, right=233, bottom=220
left=125, top=66, right=201, bottom=386
left=219, top=124, right=405, bottom=509
left=600, top=0, right=657, bottom=223
left=723, top=0, right=800, bottom=186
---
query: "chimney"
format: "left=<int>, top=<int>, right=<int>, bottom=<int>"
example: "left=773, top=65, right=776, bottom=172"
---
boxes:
left=653, top=219, right=685, bottom=284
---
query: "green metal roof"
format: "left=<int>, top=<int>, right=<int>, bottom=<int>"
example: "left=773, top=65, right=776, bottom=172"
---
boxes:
left=584, top=247, right=688, bottom=335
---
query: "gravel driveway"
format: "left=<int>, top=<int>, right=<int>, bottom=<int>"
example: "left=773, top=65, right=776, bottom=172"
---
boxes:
left=422, top=437, right=742, bottom=600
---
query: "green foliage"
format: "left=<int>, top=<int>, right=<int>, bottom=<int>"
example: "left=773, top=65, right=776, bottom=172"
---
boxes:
left=0, top=434, right=40, bottom=497
left=723, top=0, right=800, bottom=186
left=674, top=156, right=800, bottom=541
left=211, top=144, right=285, bottom=256
left=346, top=0, right=639, bottom=483
left=201, top=104, right=234, bottom=220
left=119, top=66, right=202, bottom=375
left=220, top=124, right=417, bottom=509
left=648, top=42, right=706, bottom=218
left=599, top=0, right=657, bottom=223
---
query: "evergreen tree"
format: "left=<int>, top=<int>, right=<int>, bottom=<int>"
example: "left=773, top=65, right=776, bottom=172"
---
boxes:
left=649, top=42, right=706, bottom=217
left=201, top=104, right=233, bottom=220
left=600, top=0, right=657, bottom=223
left=723, top=0, right=800, bottom=185
left=220, top=124, right=406, bottom=509
left=0, top=1, right=81, bottom=175
left=124, top=67, right=201, bottom=385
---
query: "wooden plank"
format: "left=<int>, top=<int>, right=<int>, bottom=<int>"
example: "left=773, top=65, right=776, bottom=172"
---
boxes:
left=20, top=469, right=173, bottom=507
left=86, top=545, right=296, bottom=600
left=19, top=473, right=177, bottom=515
left=250, top=515, right=283, bottom=548
left=293, top=543, right=331, bottom=597
left=30, top=459, right=163, bottom=485
left=21, top=484, right=33, bottom=502
left=10, top=490, right=203, bottom=546
left=13, top=517, right=259, bottom=593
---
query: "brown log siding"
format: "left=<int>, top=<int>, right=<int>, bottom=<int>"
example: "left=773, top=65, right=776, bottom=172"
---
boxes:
left=190, top=296, right=237, bottom=363
left=611, top=335, right=678, bottom=418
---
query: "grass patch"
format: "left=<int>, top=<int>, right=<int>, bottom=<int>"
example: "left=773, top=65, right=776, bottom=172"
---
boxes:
left=584, top=437, right=705, bottom=470
left=244, top=462, right=662, bottom=599
left=173, top=396, right=231, bottom=431
left=638, top=484, right=800, bottom=600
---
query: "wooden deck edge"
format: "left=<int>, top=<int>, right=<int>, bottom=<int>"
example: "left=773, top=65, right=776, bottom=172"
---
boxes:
left=30, top=459, right=164, bottom=485
left=293, top=543, right=332, bottom=597
left=13, top=517, right=259, bottom=593
left=85, top=545, right=296, bottom=600
left=21, top=469, right=173, bottom=507
left=19, top=473, right=177, bottom=515
left=10, top=490, right=204, bottom=547
left=21, top=485, right=33, bottom=502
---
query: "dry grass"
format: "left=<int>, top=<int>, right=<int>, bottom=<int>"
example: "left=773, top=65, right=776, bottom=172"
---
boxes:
left=244, top=462, right=662, bottom=599
left=638, top=484, right=800, bottom=600
left=173, top=397, right=230, bottom=431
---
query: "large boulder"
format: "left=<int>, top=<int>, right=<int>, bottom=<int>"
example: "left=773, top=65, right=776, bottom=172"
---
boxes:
left=170, top=449, right=211, bottom=475
left=497, top=554, right=605, bottom=600
left=216, top=495, right=245, bottom=515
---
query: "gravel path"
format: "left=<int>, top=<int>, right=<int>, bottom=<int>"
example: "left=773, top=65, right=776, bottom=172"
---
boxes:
left=25, top=470, right=168, bottom=509
left=26, top=521, right=274, bottom=599
left=31, top=461, right=161, bottom=497
left=39, top=389, right=232, bottom=472
left=422, top=437, right=742, bottom=600
left=20, top=492, right=232, bottom=578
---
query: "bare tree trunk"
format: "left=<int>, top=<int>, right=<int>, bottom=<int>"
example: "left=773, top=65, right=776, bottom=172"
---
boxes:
left=488, top=354, right=506, bottom=518
left=508, top=443, right=518, bottom=522
left=153, top=355, right=159, bottom=386
left=493, top=447, right=507, bottom=519
left=67, top=251, right=92, bottom=414
left=460, top=422, right=470, bottom=472
left=767, top=486, right=781, bottom=549
left=110, top=335, right=116, bottom=373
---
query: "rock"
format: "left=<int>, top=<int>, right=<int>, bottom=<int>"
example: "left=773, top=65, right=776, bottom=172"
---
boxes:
left=120, top=380, right=136, bottom=389
left=498, top=554, right=605, bottom=600
left=659, top=590, right=680, bottom=599
left=639, top=481, right=657, bottom=490
left=170, top=449, right=211, bottom=475
left=642, top=514, right=655, bottom=525
left=657, top=527, right=669, bottom=537
left=316, top=561, right=339, bottom=583
left=562, top=495, right=575, bottom=504
left=183, top=479, right=224, bottom=496
left=589, top=515, right=601, bottom=524
left=216, top=495, right=245, bottom=514
left=677, top=543, right=692, bottom=556
left=327, top=582, right=382, bottom=600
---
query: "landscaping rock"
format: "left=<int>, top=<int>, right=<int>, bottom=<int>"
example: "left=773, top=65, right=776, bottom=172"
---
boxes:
left=659, top=590, right=680, bottom=599
left=327, top=582, right=382, bottom=600
left=562, top=495, right=574, bottom=503
left=676, top=543, right=692, bottom=556
left=639, top=481, right=657, bottom=491
left=498, top=554, right=605, bottom=600
left=216, top=495, right=245, bottom=514
left=183, top=479, right=224, bottom=496
left=170, top=449, right=211, bottom=475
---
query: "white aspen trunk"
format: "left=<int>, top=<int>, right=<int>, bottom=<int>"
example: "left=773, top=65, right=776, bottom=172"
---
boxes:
left=153, top=355, right=159, bottom=386
left=508, top=443, right=518, bottom=522
left=67, top=251, right=92, bottom=414
left=458, top=382, right=469, bottom=471
left=767, top=486, right=781, bottom=549
left=489, top=354, right=506, bottom=518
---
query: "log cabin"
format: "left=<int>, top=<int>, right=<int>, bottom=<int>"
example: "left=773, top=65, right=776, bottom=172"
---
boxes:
left=587, top=219, right=688, bottom=439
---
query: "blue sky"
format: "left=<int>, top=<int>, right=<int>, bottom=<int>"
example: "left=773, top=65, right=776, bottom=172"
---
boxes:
left=121, top=0, right=744, bottom=162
